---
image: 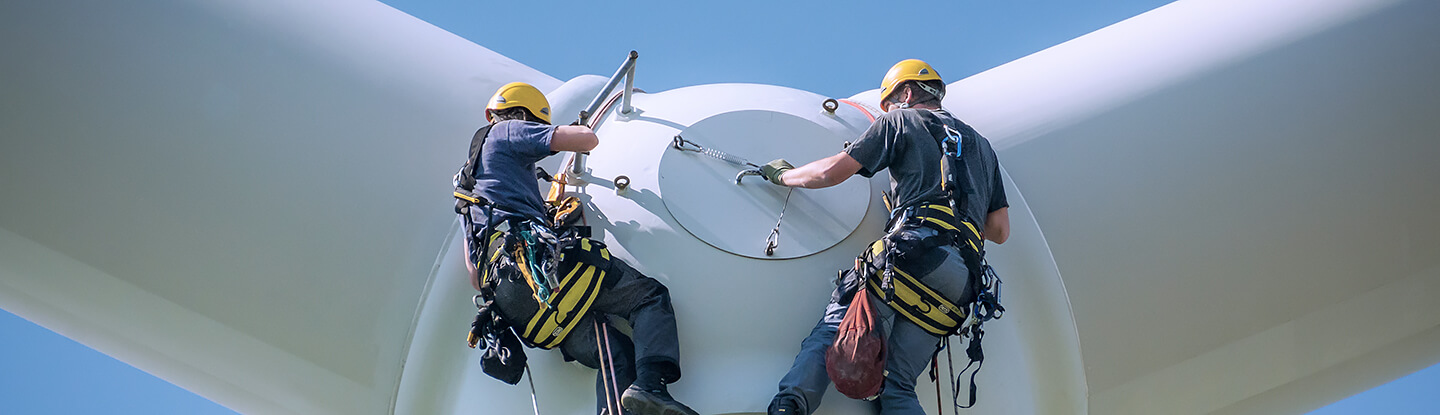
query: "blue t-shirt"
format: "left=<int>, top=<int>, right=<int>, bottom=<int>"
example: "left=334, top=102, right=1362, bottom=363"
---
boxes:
left=471, top=120, right=556, bottom=223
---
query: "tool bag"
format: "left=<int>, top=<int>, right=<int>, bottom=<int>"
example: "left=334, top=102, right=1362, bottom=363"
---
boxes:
left=468, top=295, right=528, bottom=385
left=827, top=283, right=888, bottom=400
left=502, top=232, right=615, bottom=349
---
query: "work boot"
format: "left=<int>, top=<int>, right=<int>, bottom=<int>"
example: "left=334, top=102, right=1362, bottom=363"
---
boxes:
left=769, top=402, right=801, bottom=414
left=620, top=384, right=699, bottom=415
left=768, top=395, right=803, bottom=415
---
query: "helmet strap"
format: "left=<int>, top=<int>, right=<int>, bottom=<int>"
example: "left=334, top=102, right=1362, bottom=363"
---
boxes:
left=916, top=81, right=945, bottom=102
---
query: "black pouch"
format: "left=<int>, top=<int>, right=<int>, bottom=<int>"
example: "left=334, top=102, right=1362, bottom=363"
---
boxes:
left=472, top=298, right=528, bottom=385
left=886, top=228, right=949, bottom=276
left=481, top=325, right=527, bottom=385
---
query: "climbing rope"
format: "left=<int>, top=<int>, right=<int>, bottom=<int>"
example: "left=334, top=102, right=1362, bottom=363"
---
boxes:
left=525, top=364, right=541, bottom=415
left=594, top=318, right=622, bottom=415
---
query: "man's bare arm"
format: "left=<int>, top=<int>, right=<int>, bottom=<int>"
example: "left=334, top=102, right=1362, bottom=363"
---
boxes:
left=550, top=125, right=599, bottom=152
left=984, top=207, right=1010, bottom=244
left=781, top=152, right=862, bottom=189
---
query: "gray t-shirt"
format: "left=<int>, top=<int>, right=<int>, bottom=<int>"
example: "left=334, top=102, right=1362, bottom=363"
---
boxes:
left=471, top=120, right=555, bottom=223
left=845, top=108, right=1008, bottom=229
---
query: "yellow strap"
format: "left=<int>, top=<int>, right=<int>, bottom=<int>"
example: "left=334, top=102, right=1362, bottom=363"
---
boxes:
left=526, top=264, right=599, bottom=348
left=923, top=216, right=960, bottom=232
left=920, top=204, right=980, bottom=236
left=923, top=204, right=953, bottom=216
left=478, top=231, right=505, bottom=287
left=581, top=238, right=612, bottom=261
left=868, top=278, right=950, bottom=335
left=919, top=204, right=983, bottom=251
left=484, top=232, right=504, bottom=263
left=454, top=191, right=481, bottom=204
left=554, top=265, right=597, bottom=322
left=523, top=263, right=585, bottom=340
left=512, top=238, right=614, bottom=349
left=961, top=221, right=981, bottom=242
left=543, top=267, right=606, bottom=348
left=545, top=179, right=566, bottom=206
left=893, top=267, right=956, bottom=314
left=864, top=252, right=967, bottom=336
left=890, top=268, right=962, bottom=329
left=512, top=244, right=559, bottom=306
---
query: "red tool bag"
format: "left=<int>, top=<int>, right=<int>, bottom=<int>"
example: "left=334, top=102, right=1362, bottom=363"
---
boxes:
left=827, top=288, right=887, bottom=399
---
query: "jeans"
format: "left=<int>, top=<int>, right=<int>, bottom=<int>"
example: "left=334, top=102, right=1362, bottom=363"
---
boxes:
left=773, top=239, right=972, bottom=415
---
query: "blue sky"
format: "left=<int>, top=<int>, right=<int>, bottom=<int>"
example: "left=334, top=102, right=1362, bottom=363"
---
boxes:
left=3, top=0, right=1437, bottom=414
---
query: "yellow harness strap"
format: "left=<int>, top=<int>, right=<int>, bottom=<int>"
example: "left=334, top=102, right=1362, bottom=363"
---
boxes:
left=863, top=204, right=983, bottom=336
left=514, top=237, right=612, bottom=349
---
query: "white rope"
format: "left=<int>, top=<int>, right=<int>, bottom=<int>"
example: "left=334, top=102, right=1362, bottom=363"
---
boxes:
left=525, top=364, right=541, bottom=415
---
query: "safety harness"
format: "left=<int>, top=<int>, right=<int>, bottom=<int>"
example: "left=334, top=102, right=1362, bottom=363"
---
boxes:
left=456, top=124, right=614, bottom=351
left=861, top=204, right=985, bottom=336
left=853, top=110, right=1005, bottom=410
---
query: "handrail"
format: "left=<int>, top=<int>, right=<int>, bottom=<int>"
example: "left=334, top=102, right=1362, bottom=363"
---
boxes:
left=573, top=50, right=638, bottom=175
left=577, top=50, right=638, bottom=126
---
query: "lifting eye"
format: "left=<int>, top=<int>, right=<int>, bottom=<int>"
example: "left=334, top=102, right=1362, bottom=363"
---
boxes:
left=823, top=98, right=839, bottom=114
left=614, top=175, right=630, bottom=192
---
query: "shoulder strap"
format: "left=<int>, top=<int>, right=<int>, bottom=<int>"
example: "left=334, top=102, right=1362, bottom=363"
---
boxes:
left=916, top=110, right=959, bottom=151
left=456, top=124, right=494, bottom=192
left=915, top=109, right=978, bottom=229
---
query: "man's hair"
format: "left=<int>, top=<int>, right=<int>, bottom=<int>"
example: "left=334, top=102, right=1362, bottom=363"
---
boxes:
left=885, top=79, right=946, bottom=109
left=490, top=106, right=541, bottom=123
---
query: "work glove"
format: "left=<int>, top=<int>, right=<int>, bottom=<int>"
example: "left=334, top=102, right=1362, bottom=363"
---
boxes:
left=760, top=159, right=794, bottom=186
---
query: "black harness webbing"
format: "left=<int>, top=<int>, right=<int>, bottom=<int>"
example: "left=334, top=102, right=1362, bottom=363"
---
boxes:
left=454, top=124, right=493, bottom=212
left=455, top=124, right=498, bottom=284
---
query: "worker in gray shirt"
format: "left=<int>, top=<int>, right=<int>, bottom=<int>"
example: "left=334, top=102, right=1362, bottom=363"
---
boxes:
left=760, top=59, right=1010, bottom=415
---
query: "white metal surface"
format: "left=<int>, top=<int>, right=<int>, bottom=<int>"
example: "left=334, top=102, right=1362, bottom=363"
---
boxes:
left=393, top=81, right=1082, bottom=415
left=660, top=109, right=870, bottom=259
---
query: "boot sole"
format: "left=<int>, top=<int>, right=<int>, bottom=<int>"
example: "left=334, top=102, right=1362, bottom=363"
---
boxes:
left=621, top=389, right=698, bottom=415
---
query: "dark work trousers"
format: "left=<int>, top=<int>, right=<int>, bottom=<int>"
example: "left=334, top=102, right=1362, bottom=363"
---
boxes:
left=771, top=227, right=974, bottom=415
left=496, top=256, right=683, bottom=415
left=560, top=313, right=637, bottom=415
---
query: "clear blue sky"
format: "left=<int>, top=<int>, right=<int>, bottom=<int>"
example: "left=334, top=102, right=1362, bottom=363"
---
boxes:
left=3, top=0, right=1436, bottom=414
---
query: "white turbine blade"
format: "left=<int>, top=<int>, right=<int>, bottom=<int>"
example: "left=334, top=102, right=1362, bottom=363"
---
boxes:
left=0, top=0, right=556, bottom=414
left=950, top=0, right=1440, bottom=414
left=3, top=0, right=1438, bottom=414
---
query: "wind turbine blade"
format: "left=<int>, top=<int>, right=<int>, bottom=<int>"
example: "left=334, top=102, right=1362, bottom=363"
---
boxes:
left=0, top=0, right=556, bottom=413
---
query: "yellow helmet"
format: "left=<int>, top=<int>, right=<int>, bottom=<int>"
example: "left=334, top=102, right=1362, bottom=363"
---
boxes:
left=879, top=59, right=943, bottom=104
left=486, top=82, right=552, bottom=124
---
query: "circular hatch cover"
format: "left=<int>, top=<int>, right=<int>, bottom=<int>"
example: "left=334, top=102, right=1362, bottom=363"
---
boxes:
left=659, top=110, right=870, bottom=259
